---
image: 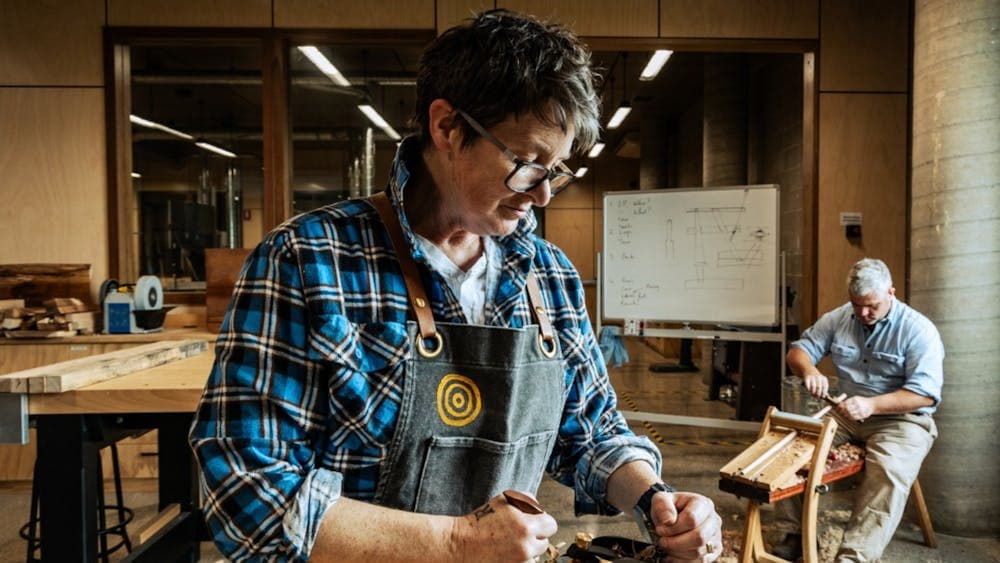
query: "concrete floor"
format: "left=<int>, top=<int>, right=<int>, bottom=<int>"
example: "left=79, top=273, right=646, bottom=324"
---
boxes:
left=1, top=339, right=997, bottom=562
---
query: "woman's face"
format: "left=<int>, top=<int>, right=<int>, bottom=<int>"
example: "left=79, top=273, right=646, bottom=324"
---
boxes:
left=440, top=110, right=575, bottom=237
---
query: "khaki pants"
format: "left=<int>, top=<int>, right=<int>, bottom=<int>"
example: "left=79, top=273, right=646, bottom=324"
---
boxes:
left=774, top=413, right=937, bottom=562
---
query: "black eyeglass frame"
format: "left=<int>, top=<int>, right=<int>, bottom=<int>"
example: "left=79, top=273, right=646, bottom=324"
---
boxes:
left=454, top=108, right=576, bottom=195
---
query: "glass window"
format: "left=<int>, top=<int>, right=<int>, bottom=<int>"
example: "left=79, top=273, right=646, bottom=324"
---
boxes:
left=288, top=44, right=420, bottom=213
left=129, top=43, right=263, bottom=285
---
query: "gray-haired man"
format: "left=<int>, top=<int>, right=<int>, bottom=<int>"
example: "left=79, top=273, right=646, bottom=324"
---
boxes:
left=774, top=258, right=944, bottom=562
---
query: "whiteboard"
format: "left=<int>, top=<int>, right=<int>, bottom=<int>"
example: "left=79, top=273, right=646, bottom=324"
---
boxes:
left=602, top=185, right=779, bottom=325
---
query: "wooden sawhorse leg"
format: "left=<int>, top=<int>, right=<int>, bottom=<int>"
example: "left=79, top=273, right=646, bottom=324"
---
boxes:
left=910, top=479, right=936, bottom=548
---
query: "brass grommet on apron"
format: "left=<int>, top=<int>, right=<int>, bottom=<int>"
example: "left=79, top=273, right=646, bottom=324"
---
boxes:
left=537, top=334, right=558, bottom=358
left=417, top=332, right=443, bottom=358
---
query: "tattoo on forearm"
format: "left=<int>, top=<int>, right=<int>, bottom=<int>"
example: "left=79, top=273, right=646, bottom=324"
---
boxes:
left=473, top=503, right=495, bottom=520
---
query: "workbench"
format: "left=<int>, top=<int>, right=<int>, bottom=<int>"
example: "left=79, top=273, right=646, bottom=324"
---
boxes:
left=8, top=345, right=214, bottom=562
left=0, top=329, right=213, bottom=481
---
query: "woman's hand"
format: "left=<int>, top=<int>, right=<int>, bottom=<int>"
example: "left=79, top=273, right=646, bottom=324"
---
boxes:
left=450, top=491, right=557, bottom=562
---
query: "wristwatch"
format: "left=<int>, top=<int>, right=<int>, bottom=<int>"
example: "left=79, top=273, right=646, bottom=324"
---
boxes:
left=632, top=482, right=675, bottom=546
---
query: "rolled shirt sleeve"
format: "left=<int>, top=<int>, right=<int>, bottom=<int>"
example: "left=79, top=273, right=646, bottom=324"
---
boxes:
left=901, top=318, right=945, bottom=407
left=190, top=235, right=341, bottom=561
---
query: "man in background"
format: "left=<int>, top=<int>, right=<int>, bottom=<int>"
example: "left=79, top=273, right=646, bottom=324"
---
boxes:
left=775, top=257, right=944, bottom=562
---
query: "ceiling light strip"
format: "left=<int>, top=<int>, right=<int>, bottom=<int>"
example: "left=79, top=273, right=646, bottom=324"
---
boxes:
left=195, top=141, right=237, bottom=158
left=298, top=46, right=351, bottom=87
left=639, top=50, right=673, bottom=81
left=129, top=114, right=194, bottom=140
left=358, top=104, right=401, bottom=140
left=606, top=103, right=632, bottom=129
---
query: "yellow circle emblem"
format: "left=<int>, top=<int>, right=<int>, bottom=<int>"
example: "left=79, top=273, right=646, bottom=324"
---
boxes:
left=436, top=374, right=482, bottom=427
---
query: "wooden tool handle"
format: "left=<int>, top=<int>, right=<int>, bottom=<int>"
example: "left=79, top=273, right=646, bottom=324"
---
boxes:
left=770, top=410, right=825, bottom=433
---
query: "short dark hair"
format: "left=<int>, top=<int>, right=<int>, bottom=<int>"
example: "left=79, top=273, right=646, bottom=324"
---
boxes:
left=414, top=9, right=600, bottom=154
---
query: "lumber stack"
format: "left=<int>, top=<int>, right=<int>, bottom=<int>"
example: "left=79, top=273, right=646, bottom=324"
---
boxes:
left=1, top=297, right=99, bottom=337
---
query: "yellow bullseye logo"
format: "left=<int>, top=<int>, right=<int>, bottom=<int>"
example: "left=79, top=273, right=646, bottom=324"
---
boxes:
left=436, top=374, right=482, bottom=427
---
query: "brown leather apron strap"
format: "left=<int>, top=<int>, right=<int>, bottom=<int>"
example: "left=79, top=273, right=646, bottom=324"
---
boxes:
left=369, top=192, right=437, bottom=340
left=525, top=271, right=557, bottom=355
left=370, top=192, right=556, bottom=355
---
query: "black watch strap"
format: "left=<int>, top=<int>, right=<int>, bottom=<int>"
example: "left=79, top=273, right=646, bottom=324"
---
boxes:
left=632, top=482, right=675, bottom=546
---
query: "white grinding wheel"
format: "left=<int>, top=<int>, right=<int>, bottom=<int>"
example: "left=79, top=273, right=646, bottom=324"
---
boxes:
left=133, top=275, right=162, bottom=311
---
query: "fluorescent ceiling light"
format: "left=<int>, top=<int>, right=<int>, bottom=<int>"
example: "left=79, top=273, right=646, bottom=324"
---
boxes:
left=639, top=50, right=673, bottom=81
left=574, top=166, right=589, bottom=177
left=129, top=114, right=194, bottom=140
left=587, top=142, right=606, bottom=158
left=606, top=102, right=632, bottom=129
left=131, top=172, right=142, bottom=179
left=298, top=46, right=351, bottom=87
left=358, top=104, right=401, bottom=140
left=195, top=140, right=237, bottom=158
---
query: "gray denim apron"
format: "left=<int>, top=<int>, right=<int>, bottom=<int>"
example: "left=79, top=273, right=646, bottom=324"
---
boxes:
left=369, top=193, right=566, bottom=516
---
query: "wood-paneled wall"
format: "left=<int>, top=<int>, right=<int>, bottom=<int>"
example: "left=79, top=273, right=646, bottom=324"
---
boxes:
left=814, top=0, right=911, bottom=319
left=660, top=0, right=818, bottom=39
left=817, top=93, right=908, bottom=312
left=275, top=0, right=436, bottom=29
left=0, top=0, right=104, bottom=86
left=108, top=0, right=272, bottom=27
left=0, top=89, right=109, bottom=301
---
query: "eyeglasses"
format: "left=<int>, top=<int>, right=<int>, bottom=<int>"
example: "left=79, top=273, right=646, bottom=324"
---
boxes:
left=455, top=109, right=576, bottom=196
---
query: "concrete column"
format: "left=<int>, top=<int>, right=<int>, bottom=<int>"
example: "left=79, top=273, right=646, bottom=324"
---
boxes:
left=911, top=0, right=1000, bottom=536
left=702, top=54, right=748, bottom=187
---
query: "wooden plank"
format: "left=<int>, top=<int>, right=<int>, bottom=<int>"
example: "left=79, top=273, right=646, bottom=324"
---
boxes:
left=137, top=504, right=182, bottom=545
left=720, top=431, right=790, bottom=478
left=0, top=264, right=92, bottom=308
left=0, top=340, right=207, bottom=394
left=754, top=435, right=816, bottom=490
left=28, top=347, right=215, bottom=415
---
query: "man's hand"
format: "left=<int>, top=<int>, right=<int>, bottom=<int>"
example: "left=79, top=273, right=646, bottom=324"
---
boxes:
left=451, top=491, right=557, bottom=562
left=837, top=395, right=874, bottom=421
left=802, top=372, right=829, bottom=399
left=650, top=491, right=723, bottom=562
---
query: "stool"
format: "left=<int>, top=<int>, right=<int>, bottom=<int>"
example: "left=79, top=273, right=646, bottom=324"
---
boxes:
left=719, top=407, right=936, bottom=563
left=20, top=443, right=134, bottom=563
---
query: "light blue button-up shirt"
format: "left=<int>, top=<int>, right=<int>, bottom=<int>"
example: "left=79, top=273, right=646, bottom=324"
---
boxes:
left=791, top=299, right=944, bottom=415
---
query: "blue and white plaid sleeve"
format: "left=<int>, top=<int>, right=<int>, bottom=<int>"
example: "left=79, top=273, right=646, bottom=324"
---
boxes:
left=189, top=232, right=339, bottom=562
left=538, top=243, right=662, bottom=516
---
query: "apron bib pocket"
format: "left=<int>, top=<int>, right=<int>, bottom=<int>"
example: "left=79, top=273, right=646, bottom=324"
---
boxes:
left=414, top=431, right=557, bottom=515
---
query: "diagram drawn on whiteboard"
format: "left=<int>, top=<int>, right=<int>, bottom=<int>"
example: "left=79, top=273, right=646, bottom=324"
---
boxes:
left=686, top=198, right=772, bottom=290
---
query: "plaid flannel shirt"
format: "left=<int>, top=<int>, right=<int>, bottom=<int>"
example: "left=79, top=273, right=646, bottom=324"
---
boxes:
left=189, top=137, right=661, bottom=561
